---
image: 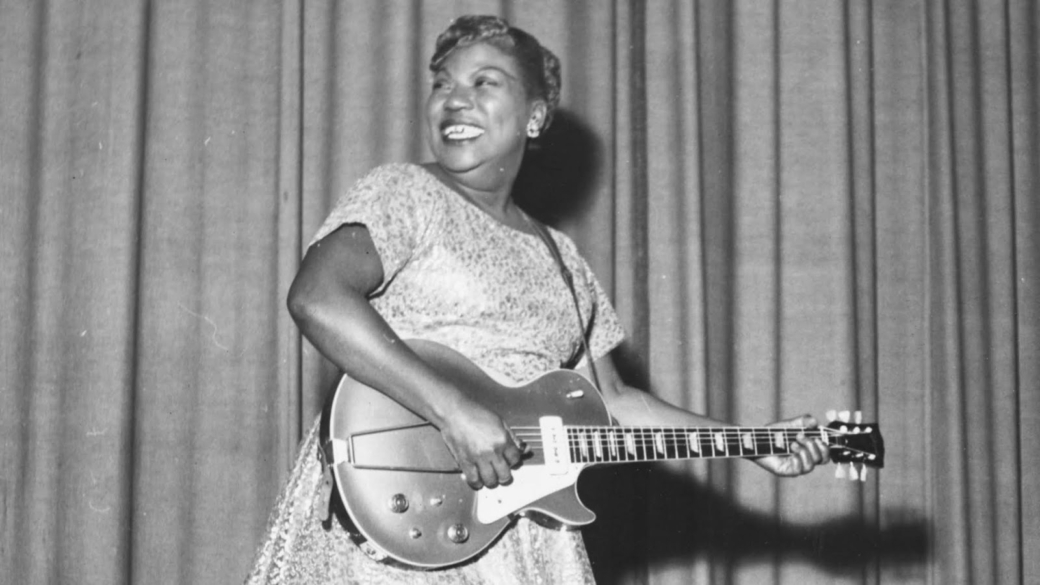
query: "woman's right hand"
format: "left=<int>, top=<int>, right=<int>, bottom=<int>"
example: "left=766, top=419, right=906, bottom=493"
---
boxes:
left=438, top=398, right=525, bottom=490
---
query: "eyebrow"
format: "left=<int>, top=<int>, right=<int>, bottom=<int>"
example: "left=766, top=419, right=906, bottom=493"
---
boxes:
left=433, top=64, right=519, bottom=82
left=473, top=65, right=518, bottom=80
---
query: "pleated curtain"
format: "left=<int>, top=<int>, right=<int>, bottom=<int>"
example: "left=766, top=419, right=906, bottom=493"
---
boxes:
left=1, top=1, right=1036, bottom=584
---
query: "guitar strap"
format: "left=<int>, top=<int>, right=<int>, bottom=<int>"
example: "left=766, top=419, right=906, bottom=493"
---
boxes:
left=526, top=217, right=603, bottom=393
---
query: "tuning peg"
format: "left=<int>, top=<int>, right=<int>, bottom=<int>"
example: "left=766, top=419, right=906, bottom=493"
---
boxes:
left=854, top=411, right=863, bottom=424
left=826, top=410, right=837, bottom=422
left=839, top=410, right=851, bottom=423
left=848, top=463, right=860, bottom=481
left=835, top=463, right=847, bottom=479
left=859, top=465, right=868, bottom=482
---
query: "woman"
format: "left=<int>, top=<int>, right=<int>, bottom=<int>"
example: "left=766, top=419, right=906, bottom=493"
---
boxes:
left=247, top=15, right=828, bottom=585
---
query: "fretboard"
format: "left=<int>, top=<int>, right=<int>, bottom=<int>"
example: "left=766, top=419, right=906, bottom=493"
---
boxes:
left=558, top=426, right=821, bottom=463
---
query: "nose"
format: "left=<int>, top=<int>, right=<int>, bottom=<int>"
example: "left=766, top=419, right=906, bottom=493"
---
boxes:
left=444, top=84, right=474, bottom=111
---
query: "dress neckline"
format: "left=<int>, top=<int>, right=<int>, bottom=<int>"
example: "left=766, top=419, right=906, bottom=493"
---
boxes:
left=415, top=163, right=543, bottom=240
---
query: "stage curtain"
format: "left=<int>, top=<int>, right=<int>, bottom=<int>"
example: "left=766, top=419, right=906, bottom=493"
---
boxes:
left=1, top=1, right=1035, bottom=584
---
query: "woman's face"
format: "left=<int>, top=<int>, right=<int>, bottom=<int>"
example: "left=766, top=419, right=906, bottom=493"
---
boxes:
left=425, top=42, right=544, bottom=180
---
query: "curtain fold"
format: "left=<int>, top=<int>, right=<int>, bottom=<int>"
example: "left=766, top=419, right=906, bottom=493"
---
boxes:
left=1, top=1, right=303, bottom=583
left=1, top=1, right=150, bottom=582
left=1, top=1, right=1036, bottom=584
left=925, top=0, right=1039, bottom=583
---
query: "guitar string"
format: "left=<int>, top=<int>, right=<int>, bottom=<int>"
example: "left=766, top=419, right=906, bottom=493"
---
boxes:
left=507, top=426, right=861, bottom=434
left=508, top=429, right=846, bottom=439
left=506, top=440, right=878, bottom=456
left=505, top=428, right=876, bottom=459
left=511, top=433, right=873, bottom=448
left=509, top=428, right=865, bottom=440
left=500, top=440, right=878, bottom=461
left=511, top=428, right=844, bottom=437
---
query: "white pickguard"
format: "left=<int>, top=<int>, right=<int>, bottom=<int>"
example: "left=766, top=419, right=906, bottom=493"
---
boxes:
left=475, top=463, right=585, bottom=524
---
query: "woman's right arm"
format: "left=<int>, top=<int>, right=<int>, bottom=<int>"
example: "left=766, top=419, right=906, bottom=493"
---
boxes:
left=286, top=224, right=523, bottom=489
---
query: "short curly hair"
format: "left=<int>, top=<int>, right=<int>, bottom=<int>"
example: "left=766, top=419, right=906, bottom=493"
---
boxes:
left=429, top=15, right=561, bottom=131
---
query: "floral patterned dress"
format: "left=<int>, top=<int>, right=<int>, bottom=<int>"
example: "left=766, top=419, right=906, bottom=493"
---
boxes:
left=246, top=163, right=626, bottom=584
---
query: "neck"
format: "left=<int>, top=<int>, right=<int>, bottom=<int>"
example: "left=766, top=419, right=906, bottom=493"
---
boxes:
left=518, top=422, right=826, bottom=465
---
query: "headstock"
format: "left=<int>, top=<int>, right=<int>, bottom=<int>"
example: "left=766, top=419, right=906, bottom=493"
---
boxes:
left=824, top=410, right=885, bottom=481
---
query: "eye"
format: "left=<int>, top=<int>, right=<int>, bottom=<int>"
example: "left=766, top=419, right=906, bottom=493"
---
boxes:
left=475, top=76, right=500, bottom=88
left=431, top=76, right=450, bottom=92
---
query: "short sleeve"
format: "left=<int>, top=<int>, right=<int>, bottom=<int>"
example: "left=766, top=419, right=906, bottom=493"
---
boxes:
left=549, top=232, right=626, bottom=366
left=309, top=164, right=438, bottom=292
left=584, top=265, right=626, bottom=361
left=578, top=258, right=626, bottom=365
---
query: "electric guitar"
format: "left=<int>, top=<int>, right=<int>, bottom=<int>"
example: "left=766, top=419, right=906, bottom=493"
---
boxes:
left=319, top=339, right=885, bottom=569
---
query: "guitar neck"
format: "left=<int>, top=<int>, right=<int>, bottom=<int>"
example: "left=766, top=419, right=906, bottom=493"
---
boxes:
left=553, top=425, right=823, bottom=464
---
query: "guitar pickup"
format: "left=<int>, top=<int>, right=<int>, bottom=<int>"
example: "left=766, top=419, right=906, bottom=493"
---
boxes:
left=539, top=416, right=572, bottom=474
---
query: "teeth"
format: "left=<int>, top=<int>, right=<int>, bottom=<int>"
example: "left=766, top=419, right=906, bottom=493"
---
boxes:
left=442, top=125, right=484, bottom=140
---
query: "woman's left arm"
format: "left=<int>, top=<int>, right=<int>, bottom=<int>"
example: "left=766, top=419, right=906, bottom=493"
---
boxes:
left=589, top=353, right=830, bottom=478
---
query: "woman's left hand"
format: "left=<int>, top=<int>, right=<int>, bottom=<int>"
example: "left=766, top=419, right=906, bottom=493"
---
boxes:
left=753, top=414, right=830, bottom=477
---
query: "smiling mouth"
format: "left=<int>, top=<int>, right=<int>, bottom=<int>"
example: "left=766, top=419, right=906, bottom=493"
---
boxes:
left=441, top=124, right=485, bottom=141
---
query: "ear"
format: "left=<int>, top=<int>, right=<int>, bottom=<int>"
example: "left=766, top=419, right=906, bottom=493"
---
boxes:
left=526, top=100, right=548, bottom=137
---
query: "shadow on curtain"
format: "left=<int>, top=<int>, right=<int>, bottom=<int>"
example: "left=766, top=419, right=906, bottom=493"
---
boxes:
left=1, top=1, right=1036, bottom=584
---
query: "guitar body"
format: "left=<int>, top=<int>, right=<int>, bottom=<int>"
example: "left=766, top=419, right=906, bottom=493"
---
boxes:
left=321, top=339, right=609, bottom=569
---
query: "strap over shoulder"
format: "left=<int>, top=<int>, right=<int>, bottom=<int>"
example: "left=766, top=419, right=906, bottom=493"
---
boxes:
left=525, top=217, right=602, bottom=392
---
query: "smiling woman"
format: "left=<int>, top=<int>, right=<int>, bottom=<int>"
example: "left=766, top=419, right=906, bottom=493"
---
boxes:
left=245, top=13, right=827, bottom=585
left=423, top=42, right=543, bottom=210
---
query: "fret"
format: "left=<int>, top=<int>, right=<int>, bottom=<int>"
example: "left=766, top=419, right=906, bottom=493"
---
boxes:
left=673, top=428, right=689, bottom=459
left=729, top=431, right=741, bottom=457
left=756, top=430, right=770, bottom=456
left=608, top=430, right=619, bottom=460
left=713, top=431, right=726, bottom=456
left=688, top=431, right=701, bottom=456
left=762, top=430, right=774, bottom=455
left=624, top=431, right=636, bottom=459
left=653, top=431, right=665, bottom=457
left=741, top=431, right=753, bottom=455
left=674, top=429, right=687, bottom=459
left=593, top=430, right=604, bottom=460
left=760, top=430, right=776, bottom=456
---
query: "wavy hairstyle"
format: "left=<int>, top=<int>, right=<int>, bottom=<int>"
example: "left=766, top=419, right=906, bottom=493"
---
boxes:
left=429, top=15, right=561, bottom=131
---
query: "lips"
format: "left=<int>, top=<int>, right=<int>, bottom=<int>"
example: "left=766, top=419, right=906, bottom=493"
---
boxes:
left=440, top=122, right=485, bottom=141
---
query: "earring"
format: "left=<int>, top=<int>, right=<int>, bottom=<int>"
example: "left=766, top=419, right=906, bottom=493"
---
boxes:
left=526, top=122, right=540, bottom=138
